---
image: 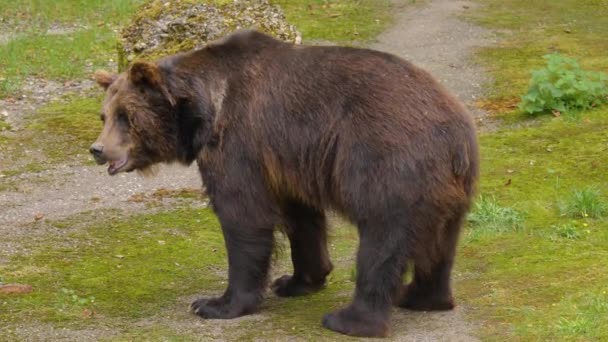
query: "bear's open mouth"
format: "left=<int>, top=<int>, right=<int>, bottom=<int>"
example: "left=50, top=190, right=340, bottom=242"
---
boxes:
left=108, top=157, right=129, bottom=175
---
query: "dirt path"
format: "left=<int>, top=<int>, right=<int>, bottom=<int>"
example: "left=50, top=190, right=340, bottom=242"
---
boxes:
left=0, top=163, right=202, bottom=261
left=1, top=1, right=495, bottom=340
left=372, top=0, right=496, bottom=126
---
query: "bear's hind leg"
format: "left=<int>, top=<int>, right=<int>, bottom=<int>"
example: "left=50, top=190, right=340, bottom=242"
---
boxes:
left=398, top=209, right=465, bottom=311
left=322, top=218, right=407, bottom=337
left=272, top=201, right=333, bottom=297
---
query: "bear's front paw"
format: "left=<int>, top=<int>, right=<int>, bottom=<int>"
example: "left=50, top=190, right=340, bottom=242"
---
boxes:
left=322, top=305, right=389, bottom=337
left=271, top=275, right=325, bottom=297
left=190, top=294, right=258, bottom=319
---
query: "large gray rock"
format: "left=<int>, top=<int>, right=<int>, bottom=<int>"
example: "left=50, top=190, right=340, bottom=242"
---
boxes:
left=117, top=0, right=301, bottom=70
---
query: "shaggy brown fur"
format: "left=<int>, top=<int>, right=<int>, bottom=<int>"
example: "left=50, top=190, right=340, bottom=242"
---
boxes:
left=91, top=29, right=479, bottom=338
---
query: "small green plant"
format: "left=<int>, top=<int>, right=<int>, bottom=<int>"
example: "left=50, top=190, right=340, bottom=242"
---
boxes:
left=519, top=53, right=608, bottom=115
left=561, top=188, right=606, bottom=219
left=556, top=316, right=593, bottom=335
left=60, top=288, right=95, bottom=307
left=588, top=294, right=608, bottom=313
left=552, top=223, right=581, bottom=240
left=0, top=120, right=10, bottom=131
left=467, top=195, right=524, bottom=234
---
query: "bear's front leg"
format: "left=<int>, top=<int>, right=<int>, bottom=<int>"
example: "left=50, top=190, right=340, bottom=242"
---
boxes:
left=191, top=223, right=275, bottom=319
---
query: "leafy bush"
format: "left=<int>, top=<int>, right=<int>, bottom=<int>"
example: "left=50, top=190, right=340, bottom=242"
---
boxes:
left=519, top=53, right=608, bottom=115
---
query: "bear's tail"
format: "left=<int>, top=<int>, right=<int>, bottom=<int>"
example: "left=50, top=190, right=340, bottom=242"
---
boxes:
left=452, top=129, right=479, bottom=198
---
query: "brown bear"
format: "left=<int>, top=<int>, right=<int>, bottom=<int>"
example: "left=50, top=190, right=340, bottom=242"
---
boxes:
left=90, top=29, right=478, bottom=338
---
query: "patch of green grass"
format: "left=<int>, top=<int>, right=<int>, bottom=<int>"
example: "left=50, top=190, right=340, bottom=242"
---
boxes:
left=467, top=0, right=608, bottom=112
left=467, top=195, right=524, bottom=237
left=457, top=104, right=608, bottom=339
left=561, top=187, right=607, bottom=219
left=28, top=96, right=103, bottom=161
left=0, top=0, right=143, bottom=31
left=0, top=77, right=20, bottom=97
left=0, top=28, right=118, bottom=97
left=0, top=96, right=102, bottom=178
left=0, top=0, right=142, bottom=99
left=556, top=316, right=594, bottom=336
left=0, top=208, right=227, bottom=324
left=274, top=0, right=394, bottom=42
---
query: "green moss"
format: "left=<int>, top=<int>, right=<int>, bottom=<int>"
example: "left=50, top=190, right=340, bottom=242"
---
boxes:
left=457, top=106, right=608, bottom=339
left=0, top=95, right=102, bottom=179
left=274, top=0, right=394, bottom=42
left=28, top=96, right=103, bottom=162
left=0, top=208, right=226, bottom=325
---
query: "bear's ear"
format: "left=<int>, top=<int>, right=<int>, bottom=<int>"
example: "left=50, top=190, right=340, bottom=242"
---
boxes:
left=93, top=70, right=117, bottom=90
left=128, top=61, right=176, bottom=106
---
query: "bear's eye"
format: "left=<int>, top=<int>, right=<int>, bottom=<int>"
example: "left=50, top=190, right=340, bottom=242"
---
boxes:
left=115, top=109, right=129, bottom=127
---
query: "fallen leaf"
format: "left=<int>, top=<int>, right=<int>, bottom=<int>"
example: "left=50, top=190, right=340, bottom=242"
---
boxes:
left=82, top=309, right=96, bottom=318
left=34, top=213, right=44, bottom=221
left=505, top=179, right=512, bottom=186
left=128, top=193, right=146, bottom=203
left=552, top=110, right=561, bottom=117
left=0, top=284, right=33, bottom=295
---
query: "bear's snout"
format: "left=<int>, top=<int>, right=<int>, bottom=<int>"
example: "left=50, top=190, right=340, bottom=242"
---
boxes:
left=89, top=143, right=106, bottom=164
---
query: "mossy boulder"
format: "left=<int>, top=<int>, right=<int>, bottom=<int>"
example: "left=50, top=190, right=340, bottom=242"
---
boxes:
left=117, top=0, right=301, bottom=71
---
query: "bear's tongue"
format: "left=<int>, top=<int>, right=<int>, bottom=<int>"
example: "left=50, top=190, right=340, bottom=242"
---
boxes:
left=108, top=157, right=128, bottom=175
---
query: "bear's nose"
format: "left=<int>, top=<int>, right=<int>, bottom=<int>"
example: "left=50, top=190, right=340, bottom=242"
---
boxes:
left=89, top=143, right=104, bottom=157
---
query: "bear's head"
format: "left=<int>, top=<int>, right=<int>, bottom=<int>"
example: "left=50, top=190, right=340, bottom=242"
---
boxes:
left=90, top=62, right=180, bottom=175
